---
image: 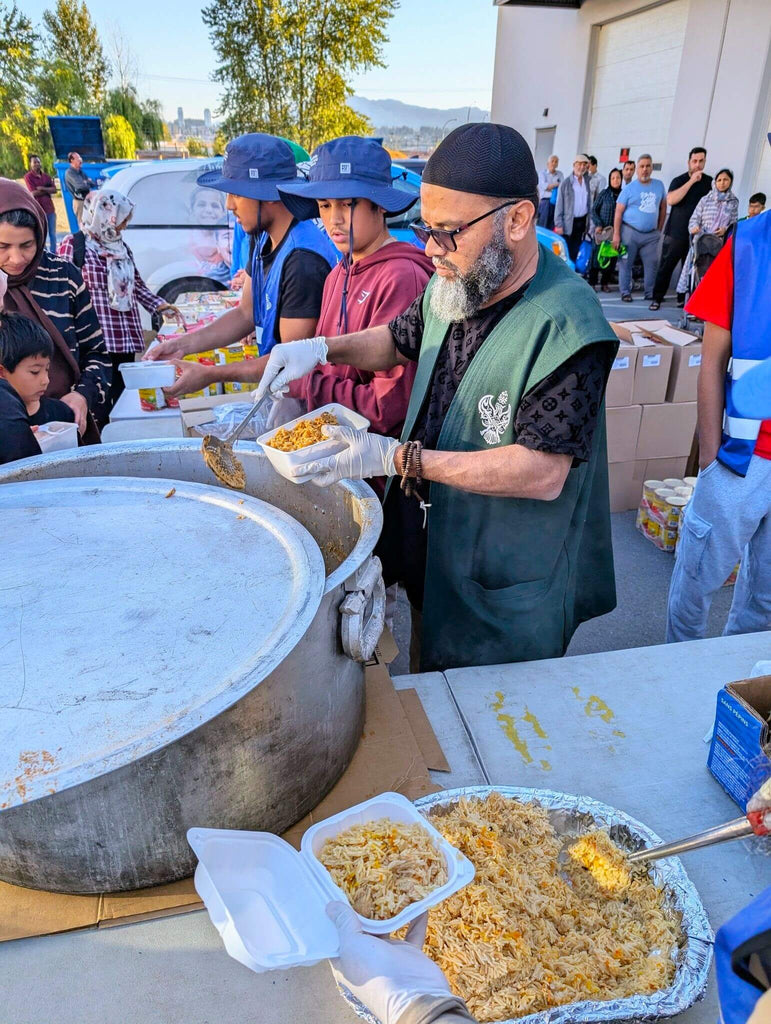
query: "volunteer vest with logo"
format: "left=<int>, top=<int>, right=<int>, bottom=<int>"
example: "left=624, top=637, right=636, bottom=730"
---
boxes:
left=715, top=887, right=771, bottom=1024
left=393, top=248, right=618, bottom=671
left=251, top=220, right=338, bottom=355
left=720, top=213, right=771, bottom=475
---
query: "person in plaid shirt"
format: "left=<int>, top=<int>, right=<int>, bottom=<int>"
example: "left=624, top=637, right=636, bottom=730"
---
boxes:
left=59, top=189, right=180, bottom=410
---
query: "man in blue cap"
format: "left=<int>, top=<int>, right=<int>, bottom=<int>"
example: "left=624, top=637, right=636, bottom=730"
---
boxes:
left=252, top=122, right=619, bottom=673
left=666, top=133, right=771, bottom=643
left=147, top=133, right=337, bottom=383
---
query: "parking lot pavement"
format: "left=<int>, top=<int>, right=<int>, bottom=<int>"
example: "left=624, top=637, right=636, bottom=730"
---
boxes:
left=389, top=511, right=735, bottom=676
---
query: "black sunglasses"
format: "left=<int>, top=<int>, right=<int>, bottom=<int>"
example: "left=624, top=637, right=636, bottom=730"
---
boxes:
left=409, top=200, right=519, bottom=252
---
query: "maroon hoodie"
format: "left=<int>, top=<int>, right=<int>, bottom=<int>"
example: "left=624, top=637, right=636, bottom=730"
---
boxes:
left=288, top=241, right=434, bottom=437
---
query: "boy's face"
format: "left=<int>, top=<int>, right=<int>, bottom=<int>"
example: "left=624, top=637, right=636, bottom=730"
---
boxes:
left=0, top=354, right=50, bottom=405
left=748, top=201, right=764, bottom=218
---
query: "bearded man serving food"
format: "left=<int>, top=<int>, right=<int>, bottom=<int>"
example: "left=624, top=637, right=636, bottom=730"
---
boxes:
left=255, top=124, right=619, bottom=672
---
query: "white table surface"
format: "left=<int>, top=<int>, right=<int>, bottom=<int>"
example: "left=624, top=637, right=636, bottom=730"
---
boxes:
left=1, top=637, right=768, bottom=1024
left=108, top=388, right=183, bottom=440
left=445, top=631, right=771, bottom=1024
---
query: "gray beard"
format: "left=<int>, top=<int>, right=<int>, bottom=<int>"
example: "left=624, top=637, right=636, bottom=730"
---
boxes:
left=429, top=218, right=514, bottom=323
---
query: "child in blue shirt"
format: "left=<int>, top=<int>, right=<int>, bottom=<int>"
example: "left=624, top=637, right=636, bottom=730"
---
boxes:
left=0, top=313, right=75, bottom=464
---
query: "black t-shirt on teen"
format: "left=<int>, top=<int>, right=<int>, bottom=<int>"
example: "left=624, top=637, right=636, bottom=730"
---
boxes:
left=665, top=172, right=713, bottom=241
left=0, top=381, right=75, bottom=465
left=245, top=221, right=331, bottom=343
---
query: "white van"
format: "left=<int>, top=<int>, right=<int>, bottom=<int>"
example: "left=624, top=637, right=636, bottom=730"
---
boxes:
left=102, top=157, right=424, bottom=303
left=104, top=159, right=236, bottom=302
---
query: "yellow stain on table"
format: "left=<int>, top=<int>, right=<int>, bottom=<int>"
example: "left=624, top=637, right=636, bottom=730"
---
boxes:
left=523, top=707, right=547, bottom=738
left=572, top=686, right=618, bottom=724
left=488, top=693, right=551, bottom=768
left=495, top=713, right=534, bottom=765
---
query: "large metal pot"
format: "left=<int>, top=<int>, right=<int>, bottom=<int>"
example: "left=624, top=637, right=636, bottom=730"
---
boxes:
left=0, top=441, right=384, bottom=893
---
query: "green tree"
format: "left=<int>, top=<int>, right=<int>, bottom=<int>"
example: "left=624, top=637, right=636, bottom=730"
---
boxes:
left=103, top=112, right=136, bottom=158
left=141, top=99, right=166, bottom=149
left=42, top=0, right=110, bottom=109
left=202, top=0, right=395, bottom=152
left=0, top=2, right=40, bottom=175
left=34, top=57, right=89, bottom=112
left=186, top=136, right=209, bottom=157
left=213, top=129, right=227, bottom=156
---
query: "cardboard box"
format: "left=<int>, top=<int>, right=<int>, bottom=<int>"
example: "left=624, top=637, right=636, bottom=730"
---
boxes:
left=608, top=460, right=644, bottom=512
left=606, top=405, right=642, bottom=463
left=178, top=392, right=249, bottom=437
left=605, top=344, right=638, bottom=408
left=707, top=676, right=771, bottom=810
left=610, top=320, right=701, bottom=403
left=641, top=456, right=689, bottom=481
left=636, top=402, right=697, bottom=460
left=0, top=634, right=446, bottom=943
left=630, top=338, right=674, bottom=405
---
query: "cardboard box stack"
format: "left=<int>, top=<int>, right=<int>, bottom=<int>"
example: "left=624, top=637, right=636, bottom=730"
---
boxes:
left=606, top=320, right=702, bottom=514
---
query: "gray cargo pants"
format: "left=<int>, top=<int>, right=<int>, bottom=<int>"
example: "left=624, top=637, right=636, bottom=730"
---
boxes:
left=666, top=455, right=771, bottom=642
left=619, top=224, right=661, bottom=299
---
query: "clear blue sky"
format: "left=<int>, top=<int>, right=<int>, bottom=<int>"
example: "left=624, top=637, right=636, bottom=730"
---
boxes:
left=23, top=0, right=498, bottom=120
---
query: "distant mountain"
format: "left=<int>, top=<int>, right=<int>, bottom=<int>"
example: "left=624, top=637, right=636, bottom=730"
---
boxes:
left=351, top=96, right=489, bottom=131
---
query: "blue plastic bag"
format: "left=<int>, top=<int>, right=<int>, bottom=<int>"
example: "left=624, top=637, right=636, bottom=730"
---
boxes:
left=575, top=239, right=593, bottom=276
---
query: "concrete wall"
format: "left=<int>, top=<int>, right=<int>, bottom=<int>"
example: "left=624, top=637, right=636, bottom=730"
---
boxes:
left=491, top=0, right=771, bottom=204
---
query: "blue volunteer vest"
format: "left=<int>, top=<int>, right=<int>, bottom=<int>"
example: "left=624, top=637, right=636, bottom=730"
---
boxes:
left=719, top=213, right=771, bottom=475
left=251, top=220, right=338, bottom=355
left=715, top=887, right=771, bottom=1024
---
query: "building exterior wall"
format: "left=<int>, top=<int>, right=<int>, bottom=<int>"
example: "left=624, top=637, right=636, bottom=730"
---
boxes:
left=491, top=0, right=771, bottom=204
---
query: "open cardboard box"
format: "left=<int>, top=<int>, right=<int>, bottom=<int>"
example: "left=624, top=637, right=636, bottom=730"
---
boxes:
left=0, top=631, right=447, bottom=943
left=610, top=320, right=701, bottom=404
left=708, top=676, right=771, bottom=810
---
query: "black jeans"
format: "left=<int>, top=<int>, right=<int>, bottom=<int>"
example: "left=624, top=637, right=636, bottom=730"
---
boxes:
left=566, top=216, right=587, bottom=263
left=537, top=198, right=555, bottom=230
left=653, top=234, right=689, bottom=301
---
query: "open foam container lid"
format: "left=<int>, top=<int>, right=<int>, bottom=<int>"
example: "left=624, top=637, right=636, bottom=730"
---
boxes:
left=188, top=792, right=475, bottom=973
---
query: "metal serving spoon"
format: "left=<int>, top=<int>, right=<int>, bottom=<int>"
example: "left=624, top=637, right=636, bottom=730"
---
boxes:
left=202, top=390, right=271, bottom=489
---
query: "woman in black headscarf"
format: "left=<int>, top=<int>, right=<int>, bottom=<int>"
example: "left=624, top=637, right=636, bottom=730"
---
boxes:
left=588, top=167, right=623, bottom=291
left=0, top=178, right=109, bottom=439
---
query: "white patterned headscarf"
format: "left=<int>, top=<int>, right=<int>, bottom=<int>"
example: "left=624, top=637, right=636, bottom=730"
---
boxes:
left=81, top=189, right=136, bottom=311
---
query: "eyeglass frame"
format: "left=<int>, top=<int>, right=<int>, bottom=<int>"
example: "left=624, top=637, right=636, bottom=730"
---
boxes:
left=409, top=199, right=528, bottom=253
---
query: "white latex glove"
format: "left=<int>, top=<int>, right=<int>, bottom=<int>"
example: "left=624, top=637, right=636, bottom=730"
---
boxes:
left=327, top=902, right=453, bottom=1024
left=253, top=336, right=328, bottom=403
left=290, top=426, right=400, bottom=486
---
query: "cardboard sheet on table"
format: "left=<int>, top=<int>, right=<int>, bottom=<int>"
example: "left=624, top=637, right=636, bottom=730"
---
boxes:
left=398, top=689, right=451, bottom=772
left=0, top=648, right=443, bottom=943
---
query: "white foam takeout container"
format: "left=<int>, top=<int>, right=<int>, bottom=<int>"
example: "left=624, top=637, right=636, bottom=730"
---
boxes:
left=256, top=402, right=370, bottom=484
left=188, top=792, right=475, bottom=973
left=34, top=420, right=78, bottom=453
left=119, top=360, right=176, bottom=389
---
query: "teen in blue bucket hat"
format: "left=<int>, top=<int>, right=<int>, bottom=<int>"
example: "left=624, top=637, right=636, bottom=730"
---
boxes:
left=146, top=132, right=337, bottom=378
left=266, top=134, right=433, bottom=474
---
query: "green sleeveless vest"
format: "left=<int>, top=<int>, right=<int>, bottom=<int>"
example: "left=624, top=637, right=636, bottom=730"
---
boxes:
left=397, top=247, right=618, bottom=670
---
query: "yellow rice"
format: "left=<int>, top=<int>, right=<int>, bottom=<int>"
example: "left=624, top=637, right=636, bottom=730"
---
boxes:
left=421, top=793, right=681, bottom=1021
left=319, top=817, right=447, bottom=920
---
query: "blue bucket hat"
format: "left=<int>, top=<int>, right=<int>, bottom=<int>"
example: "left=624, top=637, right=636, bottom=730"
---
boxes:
left=196, top=133, right=298, bottom=200
left=277, top=136, right=418, bottom=220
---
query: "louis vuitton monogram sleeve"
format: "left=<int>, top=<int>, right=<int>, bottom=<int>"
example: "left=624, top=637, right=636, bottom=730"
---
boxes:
left=515, top=341, right=615, bottom=463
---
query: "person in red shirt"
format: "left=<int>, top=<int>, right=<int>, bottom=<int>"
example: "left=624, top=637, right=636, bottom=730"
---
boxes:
left=23, top=155, right=58, bottom=252
left=666, top=215, right=771, bottom=641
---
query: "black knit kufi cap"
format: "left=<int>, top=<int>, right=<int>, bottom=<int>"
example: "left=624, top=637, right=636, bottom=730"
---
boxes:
left=423, top=122, right=538, bottom=198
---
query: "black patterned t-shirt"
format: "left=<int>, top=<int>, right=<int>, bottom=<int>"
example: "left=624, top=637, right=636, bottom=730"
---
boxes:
left=388, top=284, right=615, bottom=460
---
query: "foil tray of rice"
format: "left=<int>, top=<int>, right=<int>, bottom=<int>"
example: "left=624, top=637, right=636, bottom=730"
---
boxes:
left=340, top=786, right=713, bottom=1024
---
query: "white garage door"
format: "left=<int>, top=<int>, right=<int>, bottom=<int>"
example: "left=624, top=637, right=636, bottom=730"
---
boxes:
left=586, top=0, right=690, bottom=175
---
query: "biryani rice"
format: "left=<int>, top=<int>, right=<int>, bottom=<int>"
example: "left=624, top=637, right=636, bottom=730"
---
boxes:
left=318, top=817, right=447, bottom=920
left=420, top=792, right=681, bottom=1022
